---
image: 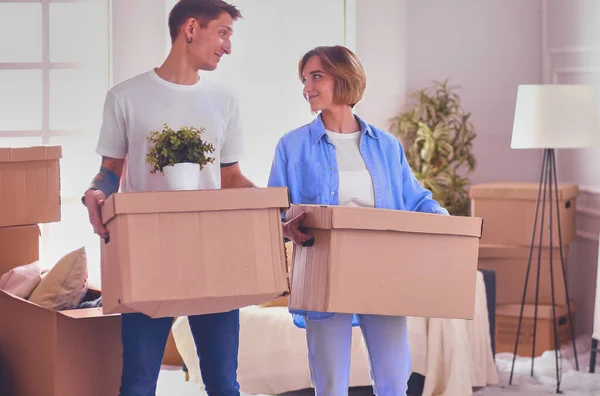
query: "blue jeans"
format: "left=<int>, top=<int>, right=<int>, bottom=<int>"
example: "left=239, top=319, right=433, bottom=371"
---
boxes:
left=306, top=313, right=411, bottom=396
left=119, top=310, right=240, bottom=396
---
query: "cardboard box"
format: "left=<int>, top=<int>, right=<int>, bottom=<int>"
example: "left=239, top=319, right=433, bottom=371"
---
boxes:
left=469, top=182, right=578, bottom=247
left=0, top=225, right=40, bottom=275
left=496, top=302, right=576, bottom=357
left=100, top=187, right=290, bottom=318
left=260, top=242, right=293, bottom=308
left=0, top=146, right=62, bottom=227
left=0, top=288, right=122, bottom=396
left=478, top=244, right=570, bottom=305
left=286, top=204, right=483, bottom=319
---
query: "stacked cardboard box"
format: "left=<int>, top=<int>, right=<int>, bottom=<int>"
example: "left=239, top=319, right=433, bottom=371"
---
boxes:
left=0, top=146, right=122, bottom=396
left=469, top=182, right=578, bottom=356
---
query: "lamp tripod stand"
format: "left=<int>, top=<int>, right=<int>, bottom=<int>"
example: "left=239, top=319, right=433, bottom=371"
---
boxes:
left=508, top=148, right=579, bottom=393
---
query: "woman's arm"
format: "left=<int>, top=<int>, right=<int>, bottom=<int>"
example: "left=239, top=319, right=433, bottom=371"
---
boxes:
left=396, top=139, right=449, bottom=215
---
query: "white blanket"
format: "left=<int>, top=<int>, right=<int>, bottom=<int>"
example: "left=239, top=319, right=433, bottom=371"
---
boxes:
left=172, top=271, right=498, bottom=395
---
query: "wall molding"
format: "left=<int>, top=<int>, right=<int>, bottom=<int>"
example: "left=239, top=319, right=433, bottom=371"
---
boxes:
left=344, top=0, right=356, bottom=52
left=552, top=67, right=600, bottom=83
left=548, top=45, right=600, bottom=56
left=541, top=0, right=600, bottom=83
left=576, top=187, right=600, bottom=243
left=541, top=0, right=549, bottom=83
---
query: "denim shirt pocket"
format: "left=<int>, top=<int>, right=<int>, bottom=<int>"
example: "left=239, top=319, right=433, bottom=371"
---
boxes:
left=294, top=161, right=323, bottom=202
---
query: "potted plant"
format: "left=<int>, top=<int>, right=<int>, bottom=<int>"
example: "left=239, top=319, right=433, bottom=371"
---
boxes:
left=146, top=123, right=215, bottom=191
left=390, top=79, right=476, bottom=216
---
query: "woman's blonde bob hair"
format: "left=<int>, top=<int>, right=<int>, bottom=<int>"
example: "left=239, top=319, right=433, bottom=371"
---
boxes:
left=298, top=45, right=367, bottom=108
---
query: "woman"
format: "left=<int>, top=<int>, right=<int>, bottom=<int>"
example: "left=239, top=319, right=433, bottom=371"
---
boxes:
left=267, top=45, right=449, bottom=395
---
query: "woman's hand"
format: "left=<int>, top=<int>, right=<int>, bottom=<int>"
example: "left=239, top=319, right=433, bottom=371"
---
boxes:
left=283, top=212, right=314, bottom=246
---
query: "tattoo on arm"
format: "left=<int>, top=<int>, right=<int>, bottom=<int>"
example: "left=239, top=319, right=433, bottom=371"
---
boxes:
left=88, top=157, right=122, bottom=198
left=103, top=156, right=118, bottom=173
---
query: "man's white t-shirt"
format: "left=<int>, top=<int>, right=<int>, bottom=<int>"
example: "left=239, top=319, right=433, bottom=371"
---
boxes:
left=326, top=130, right=375, bottom=208
left=95, top=69, right=243, bottom=193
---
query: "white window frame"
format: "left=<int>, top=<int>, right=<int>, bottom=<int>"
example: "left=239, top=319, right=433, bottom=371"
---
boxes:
left=0, top=0, right=110, bottom=143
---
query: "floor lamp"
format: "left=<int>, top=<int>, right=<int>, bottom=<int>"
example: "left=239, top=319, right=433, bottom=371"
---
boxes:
left=508, top=84, right=600, bottom=393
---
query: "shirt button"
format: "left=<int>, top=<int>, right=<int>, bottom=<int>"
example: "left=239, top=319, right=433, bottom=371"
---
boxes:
left=330, top=167, right=335, bottom=171
left=331, top=191, right=335, bottom=195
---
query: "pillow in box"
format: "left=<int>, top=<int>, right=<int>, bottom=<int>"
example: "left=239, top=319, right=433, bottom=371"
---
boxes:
left=260, top=242, right=292, bottom=308
left=0, top=261, right=43, bottom=299
left=28, top=247, right=89, bottom=310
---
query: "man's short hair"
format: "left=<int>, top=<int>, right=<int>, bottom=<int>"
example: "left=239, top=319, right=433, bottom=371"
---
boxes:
left=298, top=45, right=367, bottom=108
left=168, top=0, right=242, bottom=43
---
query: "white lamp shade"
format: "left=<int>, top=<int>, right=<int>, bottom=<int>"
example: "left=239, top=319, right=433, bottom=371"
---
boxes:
left=511, top=84, right=600, bottom=149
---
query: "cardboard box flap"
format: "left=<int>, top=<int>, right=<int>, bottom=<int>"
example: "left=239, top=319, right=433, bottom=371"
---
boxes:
left=102, top=187, right=290, bottom=225
left=289, top=204, right=483, bottom=238
left=59, top=307, right=119, bottom=319
left=0, top=146, right=62, bottom=162
left=469, top=182, right=579, bottom=201
left=0, top=290, right=118, bottom=320
left=479, top=244, right=568, bottom=259
left=496, top=302, right=573, bottom=319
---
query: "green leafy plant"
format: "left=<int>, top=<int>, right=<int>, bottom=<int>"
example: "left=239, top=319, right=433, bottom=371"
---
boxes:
left=390, top=79, right=476, bottom=216
left=146, top=123, right=215, bottom=174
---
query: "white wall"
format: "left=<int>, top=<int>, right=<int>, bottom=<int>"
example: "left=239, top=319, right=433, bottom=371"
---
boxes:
left=112, top=0, right=167, bottom=84
left=545, top=0, right=600, bottom=337
left=354, top=0, right=408, bottom=133
left=355, top=0, right=544, bottom=184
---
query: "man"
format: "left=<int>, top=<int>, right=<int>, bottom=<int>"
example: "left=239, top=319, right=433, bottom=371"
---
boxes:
left=82, top=1, right=253, bottom=394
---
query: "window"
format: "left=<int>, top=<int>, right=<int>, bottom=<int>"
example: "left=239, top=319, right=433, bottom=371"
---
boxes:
left=0, top=0, right=110, bottom=286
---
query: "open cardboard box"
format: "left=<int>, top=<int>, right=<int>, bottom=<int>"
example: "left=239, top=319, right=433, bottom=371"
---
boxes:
left=0, top=285, right=122, bottom=396
left=0, top=146, right=62, bottom=227
left=286, top=204, right=483, bottom=319
left=100, top=187, right=291, bottom=318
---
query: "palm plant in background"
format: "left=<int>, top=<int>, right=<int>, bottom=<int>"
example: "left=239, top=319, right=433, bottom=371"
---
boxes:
left=390, top=79, right=477, bottom=216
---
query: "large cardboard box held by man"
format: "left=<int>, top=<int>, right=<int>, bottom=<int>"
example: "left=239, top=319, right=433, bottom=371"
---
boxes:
left=100, top=187, right=291, bottom=318
left=286, top=204, right=483, bottom=320
left=0, top=146, right=62, bottom=227
left=469, top=182, right=578, bottom=247
left=478, top=244, right=570, bottom=305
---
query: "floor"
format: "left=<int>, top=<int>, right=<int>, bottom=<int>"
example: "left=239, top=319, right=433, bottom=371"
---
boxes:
left=156, top=336, right=600, bottom=395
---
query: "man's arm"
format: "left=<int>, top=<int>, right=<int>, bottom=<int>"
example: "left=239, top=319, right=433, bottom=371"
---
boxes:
left=83, top=156, right=125, bottom=240
left=220, top=162, right=255, bottom=188
left=82, top=157, right=125, bottom=204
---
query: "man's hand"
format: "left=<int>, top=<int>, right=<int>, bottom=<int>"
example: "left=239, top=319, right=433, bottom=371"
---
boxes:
left=283, top=212, right=314, bottom=246
left=84, top=189, right=109, bottom=240
left=83, top=156, right=124, bottom=241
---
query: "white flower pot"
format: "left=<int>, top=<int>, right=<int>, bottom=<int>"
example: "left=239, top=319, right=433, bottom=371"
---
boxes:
left=162, top=162, right=200, bottom=191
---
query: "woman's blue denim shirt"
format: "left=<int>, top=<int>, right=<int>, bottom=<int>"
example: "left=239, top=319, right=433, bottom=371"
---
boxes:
left=267, top=114, right=449, bottom=328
